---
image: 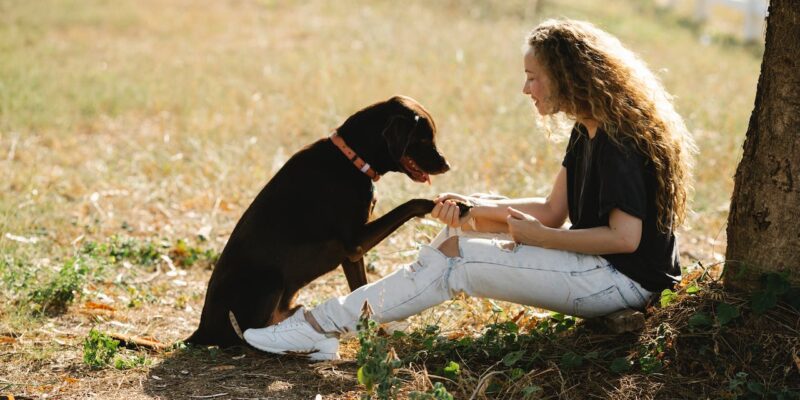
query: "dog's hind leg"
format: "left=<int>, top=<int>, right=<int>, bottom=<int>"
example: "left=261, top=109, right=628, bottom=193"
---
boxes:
left=231, top=282, right=284, bottom=332
left=342, top=258, right=368, bottom=291
left=268, top=284, right=303, bottom=325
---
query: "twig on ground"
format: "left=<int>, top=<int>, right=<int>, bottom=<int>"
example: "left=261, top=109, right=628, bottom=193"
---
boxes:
left=107, top=332, right=166, bottom=351
left=469, top=361, right=503, bottom=400
left=189, top=393, right=228, bottom=399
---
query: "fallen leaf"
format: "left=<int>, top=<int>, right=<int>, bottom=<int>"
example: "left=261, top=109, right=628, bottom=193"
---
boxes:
left=0, top=336, right=16, bottom=344
left=84, top=301, right=116, bottom=312
left=679, top=270, right=703, bottom=287
left=447, top=330, right=467, bottom=340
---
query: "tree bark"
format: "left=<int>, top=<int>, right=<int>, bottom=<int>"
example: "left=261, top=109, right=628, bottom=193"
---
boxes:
left=724, top=0, right=800, bottom=290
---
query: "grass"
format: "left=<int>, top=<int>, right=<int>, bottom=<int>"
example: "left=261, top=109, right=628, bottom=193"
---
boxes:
left=0, top=0, right=773, bottom=398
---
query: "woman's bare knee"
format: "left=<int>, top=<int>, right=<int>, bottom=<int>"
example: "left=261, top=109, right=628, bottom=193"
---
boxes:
left=437, top=236, right=460, bottom=257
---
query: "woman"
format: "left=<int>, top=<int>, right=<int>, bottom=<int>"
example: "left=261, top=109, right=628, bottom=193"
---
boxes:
left=242, top=19, right=695, bottom=361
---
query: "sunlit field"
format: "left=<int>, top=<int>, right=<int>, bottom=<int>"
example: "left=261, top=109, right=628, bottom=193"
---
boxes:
left=0, top=0, right=762, bottom=398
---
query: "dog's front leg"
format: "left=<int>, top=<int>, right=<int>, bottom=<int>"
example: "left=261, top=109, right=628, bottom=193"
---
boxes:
left=341, top=258, right=368, bottom=291
left=345, top=198, right=435, bottom=260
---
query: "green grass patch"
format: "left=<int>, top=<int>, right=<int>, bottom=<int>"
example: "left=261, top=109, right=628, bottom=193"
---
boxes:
left=83, top=328, right=120, bottom=369
left=28, top=257, right=89, bottom=315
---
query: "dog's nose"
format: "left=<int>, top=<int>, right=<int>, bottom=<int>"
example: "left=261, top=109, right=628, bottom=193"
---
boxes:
left=440, top=160, right=451, bottom=173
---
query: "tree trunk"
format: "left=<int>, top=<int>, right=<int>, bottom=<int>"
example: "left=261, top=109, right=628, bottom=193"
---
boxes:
left=724, top=0, right=800, bottom=290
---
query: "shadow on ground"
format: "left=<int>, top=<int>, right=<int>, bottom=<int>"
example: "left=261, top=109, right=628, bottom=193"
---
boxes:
left=144, top=345, right=359, bottom=399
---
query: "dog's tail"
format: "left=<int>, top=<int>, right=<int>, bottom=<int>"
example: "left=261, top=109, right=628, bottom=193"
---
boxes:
left=228, top=310, right=244, bottom=340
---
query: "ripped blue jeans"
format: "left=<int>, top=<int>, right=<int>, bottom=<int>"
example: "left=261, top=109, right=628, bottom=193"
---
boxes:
left=310, top=227, right=654, bottom=334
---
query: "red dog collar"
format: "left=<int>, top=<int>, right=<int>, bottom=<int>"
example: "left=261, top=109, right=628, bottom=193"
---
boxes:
left=330, top=131, right=381, bottom=182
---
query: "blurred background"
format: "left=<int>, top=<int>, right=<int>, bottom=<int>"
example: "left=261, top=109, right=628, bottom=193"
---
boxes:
left=0, top=0, right=764, bottom=256
left=0, top=0, right=767, bottom=397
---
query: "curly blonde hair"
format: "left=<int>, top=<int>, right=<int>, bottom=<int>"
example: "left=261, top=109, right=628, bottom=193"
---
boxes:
left=526, top=19, right=696, bottom=231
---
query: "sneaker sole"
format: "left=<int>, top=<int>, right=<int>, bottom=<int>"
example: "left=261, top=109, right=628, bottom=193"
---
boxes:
left=249, top=339, right=340, bottom=361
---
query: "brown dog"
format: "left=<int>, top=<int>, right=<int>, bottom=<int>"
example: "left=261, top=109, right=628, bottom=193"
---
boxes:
left=186, top=95, right=453, bottom=347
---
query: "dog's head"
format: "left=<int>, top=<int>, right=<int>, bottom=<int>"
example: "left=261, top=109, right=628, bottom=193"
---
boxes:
left=378, top=96, right=450, bottom=183
left=337, top=95, right=450, bottom=182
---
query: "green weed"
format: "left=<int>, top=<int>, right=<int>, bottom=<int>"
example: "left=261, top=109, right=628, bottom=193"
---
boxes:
left=28, top=257, right=89, bottom=315
left=80, top=236, right=217, bottom=269
left=83, top=329, right=120, bottom=369
left=409, top=382, right=454, bottom=400
left=728, top=371, right=800, bottom=400
left=113, top=353, right=151, bottom=370
left=82, top=328, right=151, bottom=370
left=750, top=272, right=800, bottom=314
left=0, top=256, right=37, bottom=294
left=356, top=310, right=402, bottom=400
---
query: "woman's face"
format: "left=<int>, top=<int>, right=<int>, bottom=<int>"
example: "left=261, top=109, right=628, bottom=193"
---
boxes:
left=522, top=47, right=557, bottom=116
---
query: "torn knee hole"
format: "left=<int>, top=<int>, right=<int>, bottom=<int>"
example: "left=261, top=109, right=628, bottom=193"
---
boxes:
left=498, top=241, right=518, bottom=251
left=437, top=236, right=461, bottom=257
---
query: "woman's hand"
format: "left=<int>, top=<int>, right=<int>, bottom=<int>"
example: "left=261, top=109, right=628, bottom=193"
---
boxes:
left=506, top=207, right=550, bottom=247
left=431, top=193, right=473, bottom=228
left=433, top=192, right=473, bottom=205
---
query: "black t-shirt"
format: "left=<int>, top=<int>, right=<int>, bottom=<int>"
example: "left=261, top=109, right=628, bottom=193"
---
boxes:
left=562, top=123, right=681, bottom=292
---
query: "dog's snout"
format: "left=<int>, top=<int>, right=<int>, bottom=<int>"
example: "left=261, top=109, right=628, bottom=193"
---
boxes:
left=429, top=156, right=450, bottom=174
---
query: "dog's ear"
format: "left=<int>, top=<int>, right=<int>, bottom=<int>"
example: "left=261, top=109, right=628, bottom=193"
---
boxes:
left=382, top=114, right=419, bottom=160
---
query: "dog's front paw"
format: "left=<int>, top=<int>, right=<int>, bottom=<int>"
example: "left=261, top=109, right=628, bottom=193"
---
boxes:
left=454, top=201, right=472, bottom=218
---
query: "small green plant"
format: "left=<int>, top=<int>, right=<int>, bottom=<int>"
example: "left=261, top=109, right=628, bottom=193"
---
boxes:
left=715, top=302, right=740, bottom=326
left=409, top=382, right=454, bottom=400
left=521, top=385, right=543, bottom=399
left=29, top=257, right=88, bottom=315
left=609, top=357, right=632, bottom=374
left=114, top=353, right=150, bottom=370
left=559, top=351, right=584, bottom=370
left=81, top=236, right=218, bottom=269
left=727, top=371, right=800, bottom=399
left=750, top=273, right=800, bottom=314
left=83, top=329, right=120, bottom=368
left=356, top=303, right=401, bottom=400
left=659, top=288, right=678, bottom=307
left=441, top=360, right=460, bottom=380
left=687, top=311, right=713, bottom=330
left=686, top=284, right=701, bottom=294
left=170, top=239, right=219, bottom=267
left=637, top=323, right=670, bottom=374
left=0, top=256, right=36, bottom=293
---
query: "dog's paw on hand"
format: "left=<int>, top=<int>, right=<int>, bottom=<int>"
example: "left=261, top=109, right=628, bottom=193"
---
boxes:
left=454, top=201, right=472, bottom=218
left=407, top=199, right=470, bottom=218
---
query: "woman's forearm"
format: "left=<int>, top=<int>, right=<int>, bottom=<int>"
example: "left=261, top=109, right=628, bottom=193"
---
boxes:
left=531, top=226, right=638, bottom=255
left=470, top=197, right=565, bottom=228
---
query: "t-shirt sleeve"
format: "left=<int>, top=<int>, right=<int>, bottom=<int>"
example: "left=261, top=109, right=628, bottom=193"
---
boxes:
left=562, top=127, right=580, bottom=168
left=597, top=141, right=647, bottom=220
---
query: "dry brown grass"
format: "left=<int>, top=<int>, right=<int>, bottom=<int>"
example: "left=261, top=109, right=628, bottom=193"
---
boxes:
left=0, top=0, right=766, bottom=398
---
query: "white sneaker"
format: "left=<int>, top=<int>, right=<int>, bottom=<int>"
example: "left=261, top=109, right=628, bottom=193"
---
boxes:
left=243, top=308, right=340, bottom=361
